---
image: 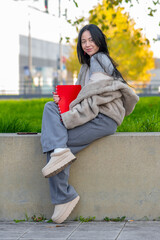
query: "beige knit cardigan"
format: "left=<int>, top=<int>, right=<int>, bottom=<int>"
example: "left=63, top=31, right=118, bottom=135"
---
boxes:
left=61, top=72, right=139, bottom=129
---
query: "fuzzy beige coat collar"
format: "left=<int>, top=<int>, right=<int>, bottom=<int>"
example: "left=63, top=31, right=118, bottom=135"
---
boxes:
left=61, top=72, right=139, bottom=129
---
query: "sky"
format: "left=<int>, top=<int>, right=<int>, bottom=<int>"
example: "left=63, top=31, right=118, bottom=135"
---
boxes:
left=3, top=0, right=160, bottom=58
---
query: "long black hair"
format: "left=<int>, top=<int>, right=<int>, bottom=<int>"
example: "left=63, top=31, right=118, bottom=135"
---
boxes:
left=77, top=24, right=126, bottom=83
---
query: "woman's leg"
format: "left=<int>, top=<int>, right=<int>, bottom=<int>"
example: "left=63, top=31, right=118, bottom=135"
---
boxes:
left=41, top=101, right=117, bottom=204
left=41, top=101, right=78, bottom=204
left=47, top=152, right=78, bottom=205
left=67, top=113, right=117, bottom=154
left=48, top=113, right=117, bottom=204
left=41, top=101, right=68, bottom=153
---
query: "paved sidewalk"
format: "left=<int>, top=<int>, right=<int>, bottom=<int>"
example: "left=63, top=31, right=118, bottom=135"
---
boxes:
left=1, top=221, right=160, bottom=240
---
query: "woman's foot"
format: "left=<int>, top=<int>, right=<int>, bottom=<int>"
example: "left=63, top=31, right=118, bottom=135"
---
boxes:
left=51, top=196, right=80, bottom=223
left=42, top=148, right=76, bottom=178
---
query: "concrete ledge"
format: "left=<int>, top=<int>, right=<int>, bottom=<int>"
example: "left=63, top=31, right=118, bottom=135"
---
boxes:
left=0, top=133, right=160, bottom=221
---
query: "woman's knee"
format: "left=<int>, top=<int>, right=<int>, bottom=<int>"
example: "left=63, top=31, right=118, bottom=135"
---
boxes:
left=44, top=101, right=57, bottom=111
left=110, top=126, right=117, bottom=135
left=44, top=101, right=52, bottom=109
left=100, top=116, right=117, bottom=136
left=107, top=120, right=117, bottom=135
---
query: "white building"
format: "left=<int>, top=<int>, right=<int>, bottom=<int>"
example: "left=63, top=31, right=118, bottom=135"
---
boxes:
left=0, top=1, right=75, bottom=95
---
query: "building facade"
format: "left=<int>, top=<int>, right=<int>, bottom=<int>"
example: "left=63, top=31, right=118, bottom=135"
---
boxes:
left=0, top=1, right=74, bottom=96
left=19, top=35, right=71, bottom=95
left=147, top=58, right=160, bottom=93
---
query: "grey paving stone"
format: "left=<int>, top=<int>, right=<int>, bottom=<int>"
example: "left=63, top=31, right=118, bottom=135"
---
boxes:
left=68, top=222, right=124, bottom=239
left=73, top=221, right=125, bottom=230
left=20, top=221, right=80, bottom=239
left=21, top=232, right=69, bottom=239
left=68, top=232, right=117, bottom=240
left=118, top=221, right=160, bottom=240
left=0, top=222, right=33, bottom=228
left=0, top=222, right=34, bottom=239
left=1, top=221, right=160, bottom=240
left=0, top=232, right=25, bottom=238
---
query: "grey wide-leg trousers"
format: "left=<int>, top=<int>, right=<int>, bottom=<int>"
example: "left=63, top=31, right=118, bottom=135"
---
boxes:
left=41, top=101, right=117, bottom=204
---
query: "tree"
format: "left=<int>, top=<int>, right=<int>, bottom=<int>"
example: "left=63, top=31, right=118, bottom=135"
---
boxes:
left=104, top=0, right=160, bottom=19
left=66, top=41, right=81, bottom=78
left=68, top=1, right=160, bottom=43
left=66, top=0, right=155, bottom=83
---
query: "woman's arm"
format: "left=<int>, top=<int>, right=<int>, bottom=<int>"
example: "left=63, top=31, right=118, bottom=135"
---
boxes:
left=61, top=97, right=99, bottom=129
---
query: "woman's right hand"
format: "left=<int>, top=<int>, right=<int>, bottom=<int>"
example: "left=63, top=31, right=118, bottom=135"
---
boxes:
left=53, top=92, right=60, bottom=104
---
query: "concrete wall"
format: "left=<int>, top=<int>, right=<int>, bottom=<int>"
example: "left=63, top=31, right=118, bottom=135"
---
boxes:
left=0, top=133, right=160, bottom=221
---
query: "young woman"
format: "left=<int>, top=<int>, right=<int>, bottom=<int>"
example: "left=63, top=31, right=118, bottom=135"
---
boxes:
left=41, top=24, right=139, bottom=224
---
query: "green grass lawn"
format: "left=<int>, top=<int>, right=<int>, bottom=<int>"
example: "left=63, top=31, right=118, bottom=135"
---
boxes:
left=117, top=96, right=160, bottom=132
left=0, top=96, right=160, bottom=133
left=0, top=98, right=51, bottom=133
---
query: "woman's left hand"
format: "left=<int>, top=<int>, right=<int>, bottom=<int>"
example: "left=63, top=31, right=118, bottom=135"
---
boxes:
left=53, top=92, right=60, bottom=104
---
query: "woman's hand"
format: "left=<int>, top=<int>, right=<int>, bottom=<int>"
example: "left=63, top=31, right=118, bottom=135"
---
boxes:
left=53, top=92, right=60, bottom=104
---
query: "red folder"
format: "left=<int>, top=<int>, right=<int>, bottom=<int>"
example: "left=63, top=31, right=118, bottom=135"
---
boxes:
left=56, top=85, right=81, bottom=114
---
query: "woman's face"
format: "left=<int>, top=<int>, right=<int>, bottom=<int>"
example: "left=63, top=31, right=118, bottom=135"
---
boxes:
left=81, top=30, right=99, bottom=57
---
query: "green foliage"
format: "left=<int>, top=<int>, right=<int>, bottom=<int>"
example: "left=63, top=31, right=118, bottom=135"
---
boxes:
left=114, top=1, right=160, bottom=33
left=13, top=213, right=47, bottom=223
left=104, top=216, right=126, bottom=222
left=13, top=212, right=30, bottom=223
left=104, top=0, right=160, bottom=14
left=25, top=212, right=30, bottom=221
left=31, top=214, right=46, bottom=222
left=46, top=219, right=53, bottom=223
left=13, top=219, right=26, bottom=223
left=73, top=0, right=78, bottom=7
left=75, top=0, right=160, bottom=17
left=74, top=216, right=96, bottom=222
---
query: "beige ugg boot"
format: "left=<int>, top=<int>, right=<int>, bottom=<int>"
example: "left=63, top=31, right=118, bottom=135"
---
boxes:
left=42, top=148, right=76, bottom=178
left=51, top=196, right=80, bottom=223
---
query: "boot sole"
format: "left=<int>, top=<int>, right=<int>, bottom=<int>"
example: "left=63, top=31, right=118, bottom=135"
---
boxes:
left=52, top=196, right=80, bottom=224
left=42, top=155, right=76, bottom=178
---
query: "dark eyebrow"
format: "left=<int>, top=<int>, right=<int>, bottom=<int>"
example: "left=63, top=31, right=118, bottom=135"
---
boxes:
left=81, top=37, right=92, bottom=41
